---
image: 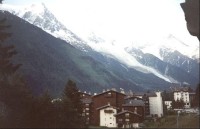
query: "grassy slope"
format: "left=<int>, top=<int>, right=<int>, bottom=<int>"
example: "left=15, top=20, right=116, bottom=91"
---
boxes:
left=144, top=113, right=199, bottom=128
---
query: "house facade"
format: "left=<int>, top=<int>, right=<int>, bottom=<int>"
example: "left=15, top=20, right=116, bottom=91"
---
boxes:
left=80, top=91, right=92, bottom=125
left=149, top=91, right=163, bottom=117
left=173, top=87, right=194, bottom=108
left=123, top=99, right=145, bottom=121
left=115, top=110, right=142, bottom=128
left=91, top=90, right=126, bottom=126
left=97, top=104, right=118, bottom=127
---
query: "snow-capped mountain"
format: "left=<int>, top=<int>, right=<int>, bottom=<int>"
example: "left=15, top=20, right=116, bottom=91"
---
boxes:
left=1, top=3, right=91, bottom=52
left=86, top=32, right=199, bottom=83
left=1, top=3, right=199, bottom=87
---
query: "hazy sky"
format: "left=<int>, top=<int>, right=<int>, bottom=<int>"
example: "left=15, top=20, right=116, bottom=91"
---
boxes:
left=4, top=0, right=199, bottom=46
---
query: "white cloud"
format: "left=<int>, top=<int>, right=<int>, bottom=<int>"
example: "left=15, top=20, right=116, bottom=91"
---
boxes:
left=3, top=0, right=198, bottom=83
left=4, top=0, right=199, bottom=53
left=42, top=0, right=197, bottom=46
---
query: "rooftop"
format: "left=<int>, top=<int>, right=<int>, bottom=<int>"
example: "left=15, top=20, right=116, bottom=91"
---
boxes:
left=123, top=100, right=145, bottom=107
left=81, top=98, right=92, bottom=104
left=115, top=110, right=142, bottom=117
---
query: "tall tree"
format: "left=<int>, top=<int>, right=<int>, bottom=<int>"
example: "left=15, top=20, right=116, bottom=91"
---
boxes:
left=62, top=79, right=85, bottom=128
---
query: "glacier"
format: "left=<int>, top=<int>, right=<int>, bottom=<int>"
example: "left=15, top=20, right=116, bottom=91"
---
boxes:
left=1, top=3, right=199, bottom=85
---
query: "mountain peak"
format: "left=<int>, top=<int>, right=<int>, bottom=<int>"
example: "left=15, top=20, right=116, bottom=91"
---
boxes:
left=24, top=3, right=47, bottom=15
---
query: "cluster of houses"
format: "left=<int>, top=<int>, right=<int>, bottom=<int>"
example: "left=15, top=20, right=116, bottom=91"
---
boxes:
left=79, top=86, right=196, bottom=128
left=79, top=89, right=163, bottom=128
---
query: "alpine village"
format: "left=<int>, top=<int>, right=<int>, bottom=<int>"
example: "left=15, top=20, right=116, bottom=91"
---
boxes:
left=0, top=0, right=200, bottom=128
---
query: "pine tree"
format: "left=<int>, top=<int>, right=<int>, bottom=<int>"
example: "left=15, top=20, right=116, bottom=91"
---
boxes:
left=62, top=80, right=85, bottom=128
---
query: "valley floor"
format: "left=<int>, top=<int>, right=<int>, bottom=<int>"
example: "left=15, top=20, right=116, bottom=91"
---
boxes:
left=143, top=113, right=199, bottom=128
left=88, top=113, right=199, bottom=128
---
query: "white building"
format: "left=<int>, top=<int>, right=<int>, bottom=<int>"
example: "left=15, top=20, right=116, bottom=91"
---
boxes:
left=97, top=104, right=117, bottom=128
left=173, top=87, right=191, bottom=108
left=164, top=101, right=172, bottom=110
left=149, top=91, right=163, bottom=117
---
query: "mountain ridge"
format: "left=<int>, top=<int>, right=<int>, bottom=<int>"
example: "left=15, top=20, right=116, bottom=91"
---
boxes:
left=0, top=4, right=199, bottom=96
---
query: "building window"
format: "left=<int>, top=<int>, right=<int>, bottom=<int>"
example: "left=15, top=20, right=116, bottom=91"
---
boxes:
left=86, top=108, right=89, bottom=110
left=125, top=113, right=129, bottom=117
left=86, top=113, right=89, bottom=115
left=104, top=109, right=114, bottom=113
left=125, top=119, right=129, bottom=122
left=85, top=103, right=89, bottom=106
left=134, top=107, right=137, bottom=113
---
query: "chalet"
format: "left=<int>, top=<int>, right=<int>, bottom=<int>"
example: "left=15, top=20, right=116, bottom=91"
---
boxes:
left=128, top=94, right=150, bottom=116
left=123, top=99, right=145, bottom=121
left=115, top=110, right=142, bottom=128
left=91, top=89, right=126, bottom=126
left=96, top=104, right=118, bottom=127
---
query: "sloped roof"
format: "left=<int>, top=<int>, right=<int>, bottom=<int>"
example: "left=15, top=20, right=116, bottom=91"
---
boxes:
left=146, top=93, right=157, bottom=97
left=124, top=96, right=142, bottom=100
left=81, top=98, right=92, bottom=104
left=92, top=89, right=126, bottom=98
left=123, top=100, right=145, bottom=107
left=171, top=86, right=193, bottom=92
left=134, top=92, right=157, bottom=97
left=115, top=110, right=142, bottom=117
left=96, top=104, right=119, bottom=110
